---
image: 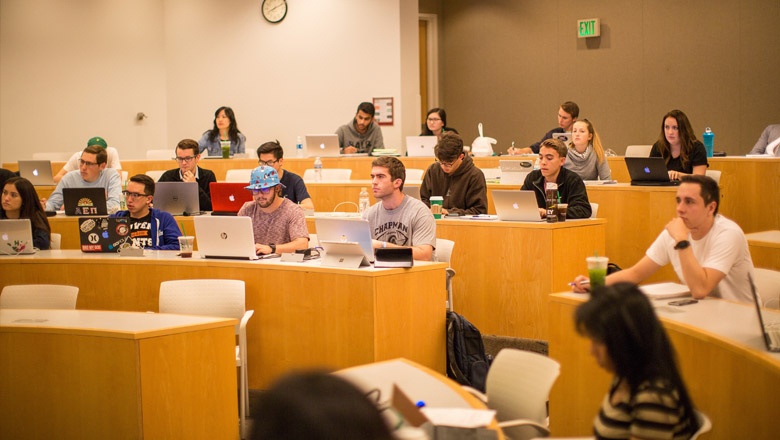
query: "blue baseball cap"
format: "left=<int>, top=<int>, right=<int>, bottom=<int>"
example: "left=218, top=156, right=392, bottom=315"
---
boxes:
left=245, top=166, right=286, bottom=190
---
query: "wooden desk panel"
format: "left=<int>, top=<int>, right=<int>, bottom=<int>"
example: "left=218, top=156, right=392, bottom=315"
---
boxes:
left=747, top=230, right=780, bottom=271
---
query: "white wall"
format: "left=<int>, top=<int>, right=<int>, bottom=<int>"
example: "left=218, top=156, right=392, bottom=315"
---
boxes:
left=0, top=0, right=417, bottom=163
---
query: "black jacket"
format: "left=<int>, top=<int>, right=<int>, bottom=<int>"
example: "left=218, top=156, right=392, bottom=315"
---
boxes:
left=521, top=167, right=591, bottom=219
left=158, top=166, right=216, bottom=212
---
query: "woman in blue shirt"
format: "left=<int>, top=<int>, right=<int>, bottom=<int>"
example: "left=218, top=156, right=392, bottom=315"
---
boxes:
left=198, top=106, right=246, bottom=156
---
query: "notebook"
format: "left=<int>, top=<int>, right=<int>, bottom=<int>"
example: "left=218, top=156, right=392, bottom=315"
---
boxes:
left=305, top=134, right=340, bottom=158
left=210, top=182, right=254, bottom=215
left=193, top=216, right=259, bottom=260
left=314, top=217, right=375, bottom=264
left=17, top=160, right=56, bottom=186
left=405, top=136, right=437, bottom=157
left=0, top=219, right=36, bottom=255
left=491, top=190, right=545, bottom=222
left=78, top=216, right=133, bottom=253
left=625, top=157, right=681, bottom=186
left=638, top=282, right=690, bottom=299
left=750, top=273, right=780, bottom=352
left=153, top=182, right=200, bottom=215
left=63, top=188, right=108, bottom=216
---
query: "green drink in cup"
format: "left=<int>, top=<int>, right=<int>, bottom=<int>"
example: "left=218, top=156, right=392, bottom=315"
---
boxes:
left=220, top=140, right=230, bottom=158
left=586, top=256, right=609, bottom=288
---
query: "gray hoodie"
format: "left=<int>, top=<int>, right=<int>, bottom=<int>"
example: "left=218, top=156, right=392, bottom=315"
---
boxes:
left=336, top=119, right=384, bottom=154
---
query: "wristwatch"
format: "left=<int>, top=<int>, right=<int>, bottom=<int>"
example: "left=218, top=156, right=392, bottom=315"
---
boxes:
left=269, top=243, right=276, bottom=254
left=674, top=240, right=690, bottom=250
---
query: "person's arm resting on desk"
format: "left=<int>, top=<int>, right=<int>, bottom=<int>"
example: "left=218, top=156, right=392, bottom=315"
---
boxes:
left=664, top=217, right=727, bottom=299
left=256, top=237, right=309, bottom=255
left=572, top=256, right=661, bottom=293
left=371, top=239, right=433, bottom=261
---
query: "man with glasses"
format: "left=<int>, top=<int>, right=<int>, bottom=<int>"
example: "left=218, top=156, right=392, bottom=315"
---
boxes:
left=256, top=141, right=313, bottom=210
left=420, top=132, right=487, bottom=216
left=53, top=136, right=122, bottom=184
left=158, top=139, right=217, bottom=211
left=238, top=166, right=309, bottom=256
left=44, top=145, right=122, bottom=212
left=109, top=174, right=182, bottom=249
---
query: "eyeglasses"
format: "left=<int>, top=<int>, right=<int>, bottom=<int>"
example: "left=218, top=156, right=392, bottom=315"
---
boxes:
left=257, top=159, right=278, bottom=166
left=427, top=117, right=442, bottom=122
left=122, top=191, right=151, bottom=199
left=250, top=187, right=274, bottom=194
left=79, top=159, right=99, bottom=167
left=175, top=156, right=197, bottom=163
left=437, top=154, right=463, bottom=168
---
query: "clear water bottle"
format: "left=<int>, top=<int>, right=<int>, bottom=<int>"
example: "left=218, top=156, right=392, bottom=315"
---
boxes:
left=359, top=187, right=370, bottom=214
left=296, top=136, right=304, bottom=158
left=702, top=127, right=714, bottom=157
left=313, top=157, right=323, bottom=182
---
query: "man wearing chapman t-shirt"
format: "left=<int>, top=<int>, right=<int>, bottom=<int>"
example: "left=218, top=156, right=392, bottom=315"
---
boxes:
left=362, top=157, right=436, bottom=261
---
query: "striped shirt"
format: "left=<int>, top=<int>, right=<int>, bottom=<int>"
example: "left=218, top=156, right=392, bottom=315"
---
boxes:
left=594, top=378, right=696, bottom=440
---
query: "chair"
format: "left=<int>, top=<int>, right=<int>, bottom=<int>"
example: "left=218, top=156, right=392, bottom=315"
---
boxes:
left=481, top=168, right=502, bottom=180
left=49, top=233, right=62, bottom=250
left=406, top=168, right=425, bottom=182
left=590, top=203, right=599, bottom=218
left=303, top=168, right=352, bottom=181
left=755, top=268, right=780, bottom=309
left=691, top=409, right=712, bottom=440
left=705, top=169, right=721, bottom=184
left=146, top=149, right=173, bottom=160
left=467, top=348, right=560, bottom=440
left=625, top=145, right=652, bottom=157
left=0, top=284, right=79, bottom=309
left=145, top=170, right=165, bottom=182
left=159, top=279, right=254, bottom=438
left=436, top=238, right=456, bottom=311
left=32, top=152, right=72, bottom=162
left=225, top=169, right=253, bottom=183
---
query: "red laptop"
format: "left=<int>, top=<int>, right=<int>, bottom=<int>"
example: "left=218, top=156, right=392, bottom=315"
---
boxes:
left=209, top=182, right=254, bottom=216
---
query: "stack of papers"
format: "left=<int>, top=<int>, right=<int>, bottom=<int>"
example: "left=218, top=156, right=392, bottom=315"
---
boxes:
left=371, top=149, right=400, bottom=156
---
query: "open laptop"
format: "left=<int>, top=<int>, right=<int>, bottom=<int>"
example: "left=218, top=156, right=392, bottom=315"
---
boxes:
left=210, top=182, right=254, bottom=215
left=153, top=182, right=200, bottom=215
left=491, top=190, right=545, bottom=222
left=750, top=273, right=780, bottom=352
left=625, top=157, right=681, bottom=186
left=305, top=134, right=341, bottom=158
left=63, top=188, right=108, bottom=216
left=17, top=160, right=56, bottom=186
left=0, top=219, right=36, bottom=255
left=78, top=217, right=133, bottom=253
left=499, top=160, right=532, bottom=185
left=406, top=136, right=437, bottom=157
left=314, top=217, right=375, bottom=264
left=552, top=132, right=572, bottom=145
left=193, top=216, right=259, bottom=260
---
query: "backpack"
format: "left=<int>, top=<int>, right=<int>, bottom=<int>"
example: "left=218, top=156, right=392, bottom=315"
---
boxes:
left=446, top=311, right=491, bottom=392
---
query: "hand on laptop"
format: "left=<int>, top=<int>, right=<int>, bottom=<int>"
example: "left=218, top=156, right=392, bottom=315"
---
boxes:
left=343, top=146, right=358, bottom=154
left=668, top=170, right=682, bottom=180
left=538, top=208, right=547, bottom=218
left=255, top=243, right=273, bottom=255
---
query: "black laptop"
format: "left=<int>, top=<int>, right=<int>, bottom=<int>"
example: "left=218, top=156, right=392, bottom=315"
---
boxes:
left=78, top=217, right=133, bottom=252
left=63, top=188, right=108, bottom=216
left=625, top=157, right=681, bottom=186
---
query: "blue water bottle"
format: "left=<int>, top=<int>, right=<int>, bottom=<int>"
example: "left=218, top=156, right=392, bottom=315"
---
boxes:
left=702, top=127, right=714, bottom=157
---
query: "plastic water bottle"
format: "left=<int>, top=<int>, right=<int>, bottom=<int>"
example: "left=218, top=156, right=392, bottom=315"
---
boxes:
left=702, top=127, right=714, bottom=157
left=313, top=157, right=323, bottom=182
left=359, top=187, right=370, bottom=214
left=296, top=136, right=304, bottom=158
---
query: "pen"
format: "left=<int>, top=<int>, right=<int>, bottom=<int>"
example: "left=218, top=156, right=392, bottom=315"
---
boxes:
left=568, top=280, right=590, bottom=287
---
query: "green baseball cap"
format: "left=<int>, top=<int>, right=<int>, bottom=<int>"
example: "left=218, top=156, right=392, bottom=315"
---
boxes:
left=87, top=136, right=107, bottom=149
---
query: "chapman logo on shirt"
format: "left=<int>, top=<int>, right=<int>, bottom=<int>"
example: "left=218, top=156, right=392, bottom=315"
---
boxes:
left=373, top=221, right=410, bottom=246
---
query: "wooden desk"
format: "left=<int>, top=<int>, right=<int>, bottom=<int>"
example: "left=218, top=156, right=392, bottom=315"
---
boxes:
left=0, top=309, right=238, bottom=439
left=0, top=251, right=447, bottom=388
left=746, top=230, right=780, bottom=271
left=548, top=293, right=780, bottom=439
left=436, top=218, right=606, bottom=340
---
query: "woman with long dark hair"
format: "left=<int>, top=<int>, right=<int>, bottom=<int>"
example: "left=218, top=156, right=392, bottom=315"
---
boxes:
left=420, top=108, right=458, bottom=139
left=198, top=106, right=246, bottom=156
left=575, top=283, right=699, bottom=439
left=650, top=109, right=707, bottom=180
left=1, top=176, right=51, bottom=250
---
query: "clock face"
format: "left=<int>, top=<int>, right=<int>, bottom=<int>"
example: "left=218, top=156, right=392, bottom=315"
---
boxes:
left=262, top=0, right=287, bottom=23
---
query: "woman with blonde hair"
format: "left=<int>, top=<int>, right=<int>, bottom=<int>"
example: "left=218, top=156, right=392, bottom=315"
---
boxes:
left=564, top=119, right=611, bottom=180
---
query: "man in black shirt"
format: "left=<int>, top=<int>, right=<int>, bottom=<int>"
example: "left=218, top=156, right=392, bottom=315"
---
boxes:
left=158, top=139, right=217, bottom=211
left=256, top=141, right=314, bottom=210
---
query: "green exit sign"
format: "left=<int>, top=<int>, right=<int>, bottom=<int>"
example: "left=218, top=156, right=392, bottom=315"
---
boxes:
left=577, top=18, right=600, bottom=38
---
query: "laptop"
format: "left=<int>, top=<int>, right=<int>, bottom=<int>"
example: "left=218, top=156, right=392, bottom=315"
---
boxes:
left=625, top=157, right=681, bottom=186
left=18, top=160, right=56, bottom=186
left=314, top=217, right=375, bottom=264
left=153, top=182, right=200, bottom=215
left=63, top=188, right=108, bottom=216
left=0, top=219, right=36, bottom=255
left=406, top=136, right=437, bottom=157
left=210, top=182, right=254, bottom=215
left=78, top=217, right=133, bottom=253
left=499, top=160, right=533, bottom=185
left=552, top=132, right=572, bottom=145
left=305, top=134, right=341, bottom=158
left=403, top=185, right=421, bottom=200
left=750, top=273, right=780, bottom=352
left=491, top=190, right=545, bottom=222
left=193, top=216, right=259, bottom=260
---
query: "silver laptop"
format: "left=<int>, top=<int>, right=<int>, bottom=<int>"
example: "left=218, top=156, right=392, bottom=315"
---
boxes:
left=314, top=217, right=375, bottom=264
left=552, top=132, right=572, bottom=145
left=491, top=190, right=545, bottom=222
left=750, top=274, right=780, bottom=352
left=0, top=219, right=36, bottom=255
left=499, top=160, right=533, bottom=185
left=406, top=136, right=437, bottom=157
left=305, top=134, right=341, bottom=158
left=193, top=216, right=259, bottom=260
left=17, top=160, right=56, bottom=186
left=153, top=182, right=200, bottom=215
left=403, top=185, right=421, bottom=200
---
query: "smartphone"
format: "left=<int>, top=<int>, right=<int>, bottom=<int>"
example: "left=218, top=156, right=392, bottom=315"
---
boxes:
left=669, top=299, right=698, bottom=306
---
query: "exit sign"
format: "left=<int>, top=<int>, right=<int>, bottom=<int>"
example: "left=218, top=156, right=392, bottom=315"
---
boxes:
left=577, top=18, right=600, bottom=38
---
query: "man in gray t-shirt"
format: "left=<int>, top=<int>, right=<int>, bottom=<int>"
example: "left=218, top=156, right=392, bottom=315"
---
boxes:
left=362, top=157, right=436, bottom=261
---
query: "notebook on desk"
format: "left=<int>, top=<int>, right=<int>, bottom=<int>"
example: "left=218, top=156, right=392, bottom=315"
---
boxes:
left=305, top=134, right=340, bottom=157
left=491, top=190, right=545, bottom=222
left=17, top=160, right=56, bottom=186
left=750, top=273, right=780, bottom=352
left=210, top=182, right=253, bottom=215
left=63, top=188, right=108, bottom=216
left=194, top=216, right=259, bottom=260
left=0, top=219, right=36, bottom=255
left=625, top=157, right=681, bottom=186
left=153, top=182, right=200, bottom=215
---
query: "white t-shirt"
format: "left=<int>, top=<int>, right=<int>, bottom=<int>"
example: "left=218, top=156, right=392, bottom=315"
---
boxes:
left=646, top=215, right=755, bottom=303
left=63, top=147, right=122, bottom=172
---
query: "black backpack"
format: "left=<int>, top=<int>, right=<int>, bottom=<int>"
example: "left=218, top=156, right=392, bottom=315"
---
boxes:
left=446, top=311, right=491, bottom=392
